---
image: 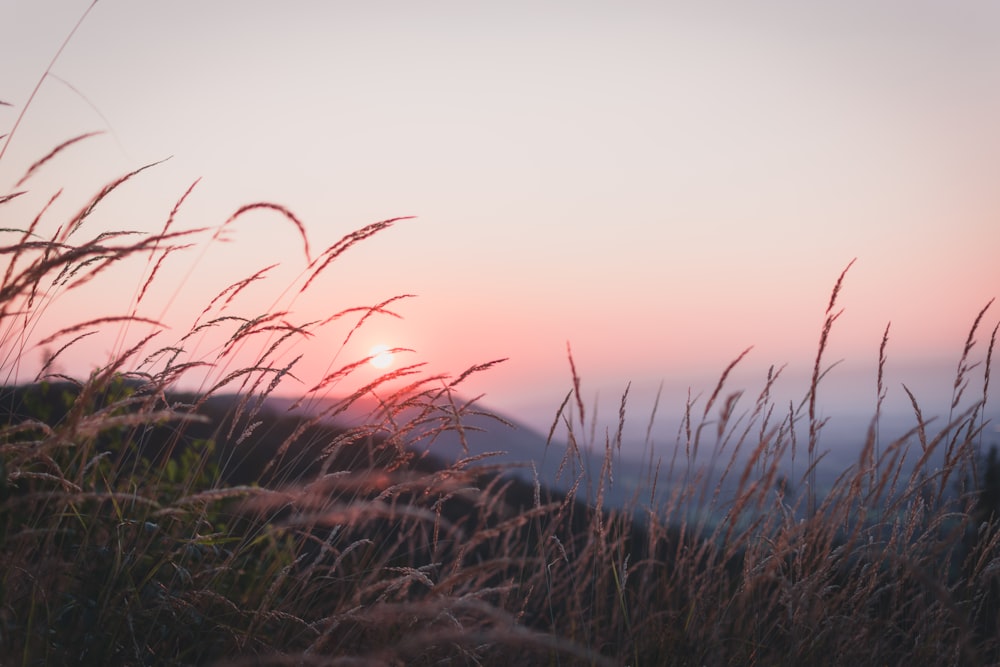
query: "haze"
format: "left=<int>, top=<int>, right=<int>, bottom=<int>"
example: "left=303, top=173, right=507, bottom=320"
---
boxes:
left=2, top=1, right=997, bottom=443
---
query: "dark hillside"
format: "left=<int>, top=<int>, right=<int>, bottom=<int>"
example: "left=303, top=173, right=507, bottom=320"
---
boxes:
left=2, top=376, right=999, bottom=665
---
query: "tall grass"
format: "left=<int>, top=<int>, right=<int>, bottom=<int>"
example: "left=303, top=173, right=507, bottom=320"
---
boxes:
left=3, top=56, right=999, bottom=667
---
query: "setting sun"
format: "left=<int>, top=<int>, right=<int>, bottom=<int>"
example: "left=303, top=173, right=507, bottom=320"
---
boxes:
left=368, top=344, right=394, bottom=369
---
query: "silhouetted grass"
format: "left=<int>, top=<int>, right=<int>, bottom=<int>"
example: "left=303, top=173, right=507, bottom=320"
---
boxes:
left=3, top=66, right=999, bottom=667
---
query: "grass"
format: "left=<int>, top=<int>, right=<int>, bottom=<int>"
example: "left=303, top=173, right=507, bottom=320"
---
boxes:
left=3, top=43, right=1000, bottom=666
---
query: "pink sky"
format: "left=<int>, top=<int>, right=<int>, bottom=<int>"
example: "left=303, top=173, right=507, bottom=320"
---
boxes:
left=2, top=1, right=998, bottom=439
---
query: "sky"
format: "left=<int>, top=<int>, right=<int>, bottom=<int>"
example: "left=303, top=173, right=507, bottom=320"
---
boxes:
left=1, top=1, right=998, bottom=444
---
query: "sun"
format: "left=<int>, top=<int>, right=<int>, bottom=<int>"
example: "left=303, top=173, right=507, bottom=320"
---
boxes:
left=368, top=344, right=394, bottom=369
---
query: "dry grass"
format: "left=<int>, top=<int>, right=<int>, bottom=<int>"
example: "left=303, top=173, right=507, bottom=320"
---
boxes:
left=2, top=64, right=1000, bottom=667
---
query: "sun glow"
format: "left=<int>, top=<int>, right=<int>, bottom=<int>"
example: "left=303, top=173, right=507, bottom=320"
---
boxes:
left=368, top=344, right=394, bottom=369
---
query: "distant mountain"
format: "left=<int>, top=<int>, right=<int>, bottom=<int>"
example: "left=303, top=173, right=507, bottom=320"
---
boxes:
left=263, top=393, right=1000, bottom=519
left=263, top=392, right=661, bottom=510
left=260, top=392, right=813, bottom=514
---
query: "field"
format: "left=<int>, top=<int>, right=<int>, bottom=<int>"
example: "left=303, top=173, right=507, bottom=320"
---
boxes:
left=3, top=27, right=1000, bottom=662
left=1, top=132, right=999, bottom=667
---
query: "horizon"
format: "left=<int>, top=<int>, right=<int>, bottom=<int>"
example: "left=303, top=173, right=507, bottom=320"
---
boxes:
left=2, top=1, right=997, bottom=449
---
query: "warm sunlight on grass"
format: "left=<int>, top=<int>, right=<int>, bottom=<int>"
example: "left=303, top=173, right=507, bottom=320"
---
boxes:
left=2, top=12, right=999, bottom=666
left=2, top=124, right=998, bottom=665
